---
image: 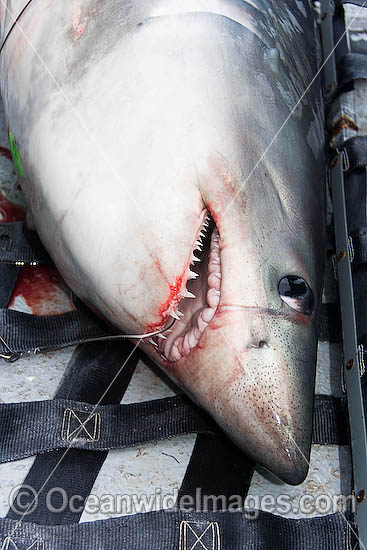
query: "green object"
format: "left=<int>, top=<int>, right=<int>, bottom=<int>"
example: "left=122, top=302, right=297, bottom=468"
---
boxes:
left=8, top=131, right=24, bottom=178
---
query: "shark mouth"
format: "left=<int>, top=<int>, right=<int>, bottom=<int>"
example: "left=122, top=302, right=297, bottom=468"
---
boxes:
left=149, top=211, right=222, bottom=362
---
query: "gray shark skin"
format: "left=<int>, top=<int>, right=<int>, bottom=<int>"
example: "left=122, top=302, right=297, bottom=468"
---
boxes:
left=0, top=0, right=326, bottom=484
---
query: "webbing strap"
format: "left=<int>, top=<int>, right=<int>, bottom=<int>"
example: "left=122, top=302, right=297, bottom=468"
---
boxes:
left=0, top=510, right=355, bottom=550
left=312, top=395, right=350, bottom=446
left=337, top=53, right=367, bottom=89
left=177, top=434, right=254, bottom=511
left=0, top=302, right=343, bottom=361
left=350, top=227, right=367, bottom=268
left=318, top=303, right=342, bottom=343
left=0, top=222, right=50, bottom=265
left=6, top=342, right=139, bottom=525
left=0, top=394, right=350, bottom=464
left=0, top=396, right=214, bottom=462
left=0, top=264, right=19, bottom=309
left=339, top=136, right=367, bottom=176
left=0, top=307, right=117, bottom=360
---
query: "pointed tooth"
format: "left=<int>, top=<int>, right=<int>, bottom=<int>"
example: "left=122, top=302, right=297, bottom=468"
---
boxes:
left=165, top=329, right=173, bottom=333
left=192, top=254, right=201, bottom=263
left=160, top=354, right=168, bottom=361
left=149, top=338, right=158, bottom=347
left=157, top=333, right=167, bottom=340
left=184, top=290, right=196, bottom=299
left=188, top=269, right=199, bottom=279
left=177, top=310, right=184, bottom=317
left=169, top=311, right=181, bottom=320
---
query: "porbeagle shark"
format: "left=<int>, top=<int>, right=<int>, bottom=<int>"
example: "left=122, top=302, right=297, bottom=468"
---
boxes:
left=0, top=0, right=326, bottom=484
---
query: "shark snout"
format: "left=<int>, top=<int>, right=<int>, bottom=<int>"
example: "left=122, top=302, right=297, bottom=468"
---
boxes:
left=168, top=309, right=317, bottom=485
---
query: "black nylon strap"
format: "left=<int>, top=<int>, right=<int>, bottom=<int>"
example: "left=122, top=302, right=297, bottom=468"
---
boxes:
left=6, top=342, right=139, bottom=525
left=178, top=434, right=254, bottom=511
left=0, top=510, right=356, bottom=550
left=339, top=136, right=367, bottom=176
left=0, top=264, right=19, bottom=309
left=350, top=227, right=367, bottom=268
left=0, top=307, right=118, bottom=359
left=337, top=53, right=367, bottom=89
left=0, top=396, right=214, bottom=462
left=0, top=394, right=350, bottom=464
left=312, top=395, right=350, bottom=446
left=0, top=222, right=50, bottom=265
left=318, top=303, right=342, bottom=343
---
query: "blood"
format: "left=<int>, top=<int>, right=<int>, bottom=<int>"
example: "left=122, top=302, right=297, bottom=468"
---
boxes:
left=0, top=146, right=12, bottom=161
left=0, top=191, right=25, bottom=222
left=145, top=269, right=185, bottom=333
left=9, top=265, right=74, bottom=315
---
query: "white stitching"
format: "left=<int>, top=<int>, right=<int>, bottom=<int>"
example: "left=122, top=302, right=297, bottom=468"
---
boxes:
left=1, top=538, right=44, bottom=550
left=358, top=344, right=366, bottom=378
left=179, top=521, right=220, bottom=550
left=348, top=236, right=355, bottom=264
left=61, top=409, right=101, bottom=442
left=342, top=148, right=350, bottom=173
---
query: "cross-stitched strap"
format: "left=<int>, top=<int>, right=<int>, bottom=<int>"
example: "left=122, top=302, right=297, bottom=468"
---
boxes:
left=0, top=509, right=356, bottom=550
left=6, top=341, right=139, bottom=525
left=0, top=394, right=350, bottom=464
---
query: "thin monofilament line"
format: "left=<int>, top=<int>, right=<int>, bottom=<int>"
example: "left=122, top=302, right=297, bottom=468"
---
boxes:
left=224, top=2, right=367, bottom=216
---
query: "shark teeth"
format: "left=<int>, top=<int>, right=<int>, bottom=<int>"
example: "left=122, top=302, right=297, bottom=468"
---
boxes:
left=183, top=290, right=196, bottom=299
left=149, top=213, right=220, bottom=360
left=169, top=310, right=181, bottom=320
left=188, top=269, right=199, bottom=279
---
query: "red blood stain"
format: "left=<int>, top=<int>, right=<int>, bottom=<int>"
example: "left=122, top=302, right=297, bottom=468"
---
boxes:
left=0, top=146, right=12, bottom=162
left=145, top=269, right=185, bottom=333
left=9, top=265, right=74, bottom=315
left=0, top=191, right=25, bottom=222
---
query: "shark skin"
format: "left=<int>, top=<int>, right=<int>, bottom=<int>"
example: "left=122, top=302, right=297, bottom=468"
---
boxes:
left=0, top=0, right=326, bottom=484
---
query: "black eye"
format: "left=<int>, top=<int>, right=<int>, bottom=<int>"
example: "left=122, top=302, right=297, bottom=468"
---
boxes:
left=278, top=276, right=314, bottom=316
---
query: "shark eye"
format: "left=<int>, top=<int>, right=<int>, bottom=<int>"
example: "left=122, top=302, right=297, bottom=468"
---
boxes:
left=278, top=276, right=314, bottom=316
